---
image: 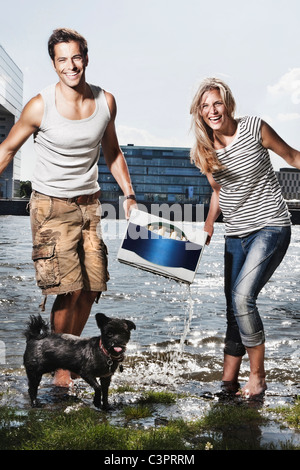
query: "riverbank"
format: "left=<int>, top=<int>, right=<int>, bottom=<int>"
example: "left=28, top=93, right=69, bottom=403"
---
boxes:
left=1, top=217, right=299, bottom=451
left=0, top=369, right=299, bottom=451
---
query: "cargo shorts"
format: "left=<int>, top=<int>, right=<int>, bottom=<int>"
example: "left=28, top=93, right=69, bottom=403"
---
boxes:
left=29, top=191, right=109, bottom=296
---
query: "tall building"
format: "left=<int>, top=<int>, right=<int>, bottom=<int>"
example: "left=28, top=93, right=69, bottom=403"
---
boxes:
left=276, top=168, right=300, bottom=201
left=98, top=145, right=212, bottom=205
left=0, top=45, right=23, bottom=198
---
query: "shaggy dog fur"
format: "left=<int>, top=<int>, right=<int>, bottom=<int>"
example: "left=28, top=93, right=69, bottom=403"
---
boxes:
left=23, top=313, right=136, bottom=409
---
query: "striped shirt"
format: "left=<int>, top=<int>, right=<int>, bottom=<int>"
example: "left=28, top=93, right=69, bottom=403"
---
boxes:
left=212, top=116, right=291, bottom=236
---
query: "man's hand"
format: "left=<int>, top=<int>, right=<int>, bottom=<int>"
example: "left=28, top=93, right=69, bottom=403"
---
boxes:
left=123, top=197, right=137, bottom=219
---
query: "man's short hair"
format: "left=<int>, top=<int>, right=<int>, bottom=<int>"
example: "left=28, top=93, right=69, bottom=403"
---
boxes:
left=48, top=28, right=88, bottom=60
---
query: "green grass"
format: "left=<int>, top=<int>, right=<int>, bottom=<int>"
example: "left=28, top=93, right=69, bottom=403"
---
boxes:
left=138, top=390, right=177, bottom=404
left=0, top=406, right=194, bottom=450
left=0, top=394, right=299, bottom=450
left=272, top=396, right=300, bottom=430
left=120, top=390, right=180, bottom=423
left=122, top=404, right=153, bottom=421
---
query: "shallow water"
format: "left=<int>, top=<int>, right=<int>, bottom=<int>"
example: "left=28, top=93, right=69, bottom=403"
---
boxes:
left=0, top=215, right=299, bottom=447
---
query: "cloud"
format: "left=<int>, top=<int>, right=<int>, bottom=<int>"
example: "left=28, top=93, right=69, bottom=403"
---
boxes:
left=116, top=125, right=191, bottom=148
left=277, top=112, right=300, bottom=122
left=268, top=68, right=300, bottom=104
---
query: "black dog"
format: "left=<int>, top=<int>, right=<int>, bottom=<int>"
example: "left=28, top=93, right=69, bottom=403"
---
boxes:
left=23, top=313, right=136, bottom=409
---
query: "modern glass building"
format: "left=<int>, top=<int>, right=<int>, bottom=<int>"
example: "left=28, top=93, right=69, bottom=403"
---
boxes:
left=98, top=145, right=212, bottom=205
left=0, top=45, right=23, bottom=198
left=276, top=168, right=300, bottom=201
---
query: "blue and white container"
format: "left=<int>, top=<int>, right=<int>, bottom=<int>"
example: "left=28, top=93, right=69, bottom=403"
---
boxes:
left=118, top=209, right=207, bottom=284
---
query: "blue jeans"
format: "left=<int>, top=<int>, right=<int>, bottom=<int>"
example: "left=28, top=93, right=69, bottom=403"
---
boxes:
left=224, top=226, right=291, bottom=356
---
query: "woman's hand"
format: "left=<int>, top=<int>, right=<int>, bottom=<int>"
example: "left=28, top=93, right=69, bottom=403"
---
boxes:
left=204, top=221, right=214, bottom=245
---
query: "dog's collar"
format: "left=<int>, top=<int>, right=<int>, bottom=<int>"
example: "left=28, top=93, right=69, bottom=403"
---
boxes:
left=99, top=338, right=124, bottom=362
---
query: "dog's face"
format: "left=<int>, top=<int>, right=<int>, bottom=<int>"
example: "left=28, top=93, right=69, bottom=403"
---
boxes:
left=95, top=313, right=136, bottom=357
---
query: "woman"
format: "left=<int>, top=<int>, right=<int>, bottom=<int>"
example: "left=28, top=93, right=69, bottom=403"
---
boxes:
left=190, top=78, right=300, bottom=398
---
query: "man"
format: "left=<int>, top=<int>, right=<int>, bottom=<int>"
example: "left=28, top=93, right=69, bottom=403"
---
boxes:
left=0, top=28, right=136, bottom=386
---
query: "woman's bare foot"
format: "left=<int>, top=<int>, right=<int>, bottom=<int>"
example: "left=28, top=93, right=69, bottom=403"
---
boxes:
left=234, top=344, right=267, bottom=398
left=53, top=369, right=73, bottom=387
left=236, top=374, right=267, bottom=398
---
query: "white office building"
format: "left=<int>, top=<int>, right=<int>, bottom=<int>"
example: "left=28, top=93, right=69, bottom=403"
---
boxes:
left=0, top=45, right=23, bottom=198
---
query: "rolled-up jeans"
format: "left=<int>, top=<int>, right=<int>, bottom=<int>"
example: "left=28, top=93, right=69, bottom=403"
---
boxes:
left=224, top=225, right=291, bottom=356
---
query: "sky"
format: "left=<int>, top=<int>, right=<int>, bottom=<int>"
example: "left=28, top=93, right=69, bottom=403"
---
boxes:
left=1, top=0, right=300, bottom=179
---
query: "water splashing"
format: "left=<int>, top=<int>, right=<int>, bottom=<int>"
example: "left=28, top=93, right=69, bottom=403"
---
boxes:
left=179, top=286, right=194, bottom=353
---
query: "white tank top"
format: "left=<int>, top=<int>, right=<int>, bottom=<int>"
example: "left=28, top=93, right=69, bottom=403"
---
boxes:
left=32, top=83, right=110, bottom=198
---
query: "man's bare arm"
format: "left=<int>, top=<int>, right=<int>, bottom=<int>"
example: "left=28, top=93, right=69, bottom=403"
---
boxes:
left=0, top=95, right=43, bottom=174
left=101, top=91, right=136, bottom=217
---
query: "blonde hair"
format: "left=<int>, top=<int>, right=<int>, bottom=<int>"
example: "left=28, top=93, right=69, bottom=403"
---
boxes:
left=190, top=77, right=236, bottom=174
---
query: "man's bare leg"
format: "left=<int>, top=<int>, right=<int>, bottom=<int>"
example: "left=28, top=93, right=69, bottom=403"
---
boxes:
left=69, top=290, right=101, bottom=336
left=50, top=289, right=100, bottom=386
